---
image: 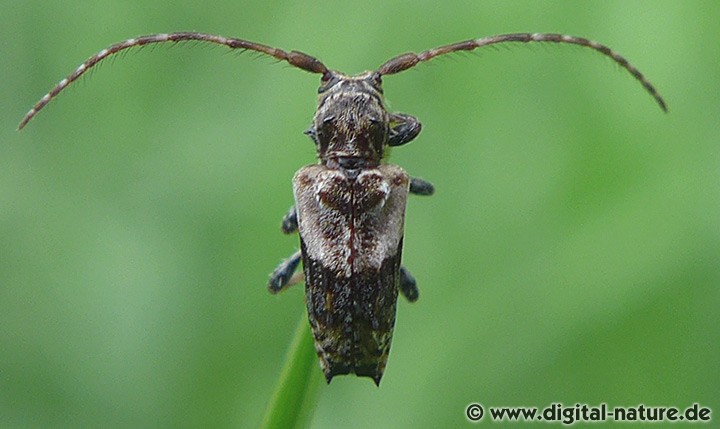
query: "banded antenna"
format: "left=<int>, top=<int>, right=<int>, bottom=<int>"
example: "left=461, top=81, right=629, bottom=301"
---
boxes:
left=18, top=32, right=329, bottom=130
left=19, top=32, right=666, bottom=130
left=377, top=33, right=667, bottom=112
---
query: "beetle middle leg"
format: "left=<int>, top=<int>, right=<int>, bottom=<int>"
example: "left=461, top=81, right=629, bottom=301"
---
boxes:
left=410, top=177, right=434, bottom=196
left=280, top=205, right=298, bottom=234
left=399, top=266, right=420, bottom=302
left=401, top=176, right=433, bottom=302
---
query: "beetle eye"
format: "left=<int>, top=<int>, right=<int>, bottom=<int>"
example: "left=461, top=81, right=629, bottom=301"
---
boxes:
left=365, top=72, right=382, bottom=90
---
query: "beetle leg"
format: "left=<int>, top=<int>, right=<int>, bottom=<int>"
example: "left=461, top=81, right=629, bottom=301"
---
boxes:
left=280, top=205, right=298, bottom=234
left=268, top=250, right=303, bottom=293
left=399, top=266, right=419, bottom=302
left=409, top=177, right=434, bottom=196
left=388, top=113, right=421, bottom=147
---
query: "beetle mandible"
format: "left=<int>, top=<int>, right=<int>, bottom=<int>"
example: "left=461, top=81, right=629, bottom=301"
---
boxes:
left=19, top=32, right=666, bottom=385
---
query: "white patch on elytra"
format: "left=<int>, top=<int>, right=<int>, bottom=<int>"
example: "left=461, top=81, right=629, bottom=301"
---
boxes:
left=292, top=165, right=408, bottom=276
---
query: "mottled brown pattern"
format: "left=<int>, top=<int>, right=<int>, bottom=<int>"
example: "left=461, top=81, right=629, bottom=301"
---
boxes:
left=301, top=234, right=402, bottom=385
left=294, top=165, right=408, bottom=384
left=312, top=72, right=390, bottom=166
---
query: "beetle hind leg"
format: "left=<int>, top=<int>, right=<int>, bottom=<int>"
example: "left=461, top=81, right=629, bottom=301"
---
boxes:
left=268, top=250, right=303, bottom=293
left=399, top=266, right=419, bottom=302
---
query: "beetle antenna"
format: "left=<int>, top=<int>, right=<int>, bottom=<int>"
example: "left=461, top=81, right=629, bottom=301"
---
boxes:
left=377, top=33, right=666, bottom=112
left=18, top=32, right=329, bottom=129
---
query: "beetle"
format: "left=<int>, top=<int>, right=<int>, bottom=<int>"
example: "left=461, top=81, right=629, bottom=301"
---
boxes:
left=19, top=32, right=666, bottom=385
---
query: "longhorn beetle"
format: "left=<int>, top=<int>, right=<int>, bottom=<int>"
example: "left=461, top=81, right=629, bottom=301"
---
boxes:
left=20, top=32, right=666, bottom=385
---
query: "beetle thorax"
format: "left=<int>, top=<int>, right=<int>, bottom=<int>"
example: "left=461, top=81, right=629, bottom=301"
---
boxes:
left=311, top=71, right=389, bottom=169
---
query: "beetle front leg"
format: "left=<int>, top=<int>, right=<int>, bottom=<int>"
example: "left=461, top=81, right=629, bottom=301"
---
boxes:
left=389, top=113, right=421, bottom=147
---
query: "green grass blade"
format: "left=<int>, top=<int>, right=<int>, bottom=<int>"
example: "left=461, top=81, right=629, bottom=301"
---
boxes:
left=260, top=313, right=323, bottom=429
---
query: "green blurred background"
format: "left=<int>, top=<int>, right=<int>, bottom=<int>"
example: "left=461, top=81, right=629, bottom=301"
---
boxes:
left=2, top=1, right=718, bottom=427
